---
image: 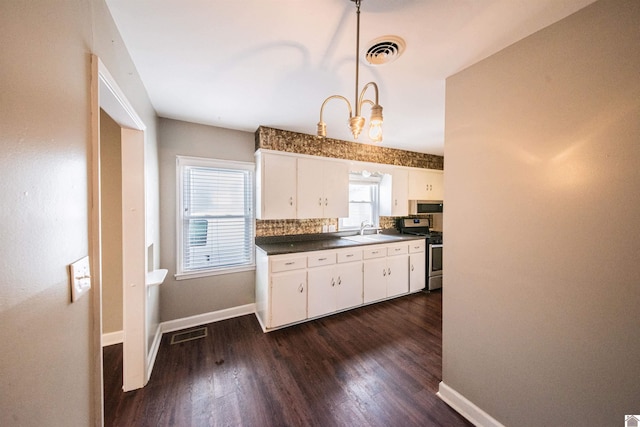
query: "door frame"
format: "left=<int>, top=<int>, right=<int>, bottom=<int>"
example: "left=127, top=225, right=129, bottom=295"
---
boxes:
left=90, top=54, right=148, bottom=423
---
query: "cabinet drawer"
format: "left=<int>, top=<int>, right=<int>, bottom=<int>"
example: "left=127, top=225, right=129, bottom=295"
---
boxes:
left=307, top=251, right=336, bottom=268
left=337, top=249, right=362, bottom=263
left=363, top=245, right=386, bottom=260
left=387, top=244, right=408, bottom=256
left=271, top=256, right=307, bottom=273
left=409, top=240, right=426, bottom=253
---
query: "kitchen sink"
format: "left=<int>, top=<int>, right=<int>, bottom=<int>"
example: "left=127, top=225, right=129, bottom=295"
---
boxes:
left=341, top=234, right=402, bottom=243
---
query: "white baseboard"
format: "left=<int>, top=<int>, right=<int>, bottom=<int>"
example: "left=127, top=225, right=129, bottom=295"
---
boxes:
left=102, top=330, right=123, bottom=347
left=437, top=381, right=505, bottom=427
left=160, top=303, right=256, bottom=334
left=147, top=324, right=162, bottom=381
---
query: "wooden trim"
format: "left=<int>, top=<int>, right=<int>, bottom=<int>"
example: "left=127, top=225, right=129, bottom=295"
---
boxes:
left=90, top=53, right=105, bottom=427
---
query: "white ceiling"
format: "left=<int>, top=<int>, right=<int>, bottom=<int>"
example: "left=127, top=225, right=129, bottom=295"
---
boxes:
left=106, top=0, right=597, bottom=155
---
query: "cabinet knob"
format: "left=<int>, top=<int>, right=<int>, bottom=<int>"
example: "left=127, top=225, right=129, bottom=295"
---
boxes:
left=383, top=269, right=386, bottom=277
left=337, top=277, right=342, bottom=285
left=388, top=268, right=391, bottom=276
left=298, top=284, right=304, bottom=293
left=289, top=197, right=294, bottom=206
left=411, top=264, right=414, bottom=271
left=325, top=198, right=328, bottom=206
left=318, top=197, right=322, bottom=206
left=331, top=278, right=335, bottom=287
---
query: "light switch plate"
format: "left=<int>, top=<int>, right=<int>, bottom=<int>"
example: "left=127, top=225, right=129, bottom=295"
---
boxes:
left=69, top=256, right=91, bottom=302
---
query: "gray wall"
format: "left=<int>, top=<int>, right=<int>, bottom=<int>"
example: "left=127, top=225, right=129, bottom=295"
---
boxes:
left=158, top=118, right=256, bottom=321
left=0, top=0, right=159, bottom=425
left=442, top=0, right=640, bottom=425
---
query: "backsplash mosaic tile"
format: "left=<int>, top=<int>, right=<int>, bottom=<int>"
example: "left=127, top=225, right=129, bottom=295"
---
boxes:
left=254, top=126, right=443, bottom=237
left=256, top=218, right=340, bottom=237
left=255, top=126, right=444, bottom=170
left=255, top=216, right=434, bottom=237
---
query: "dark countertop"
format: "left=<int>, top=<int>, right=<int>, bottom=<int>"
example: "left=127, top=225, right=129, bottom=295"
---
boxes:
left=255, top=231, right=424, bottom=256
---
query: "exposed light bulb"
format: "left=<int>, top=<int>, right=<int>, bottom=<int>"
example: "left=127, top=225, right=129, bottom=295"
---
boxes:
left=369, top=121, right=383, bottom=142
left=368, top=104, right=383, bottom=142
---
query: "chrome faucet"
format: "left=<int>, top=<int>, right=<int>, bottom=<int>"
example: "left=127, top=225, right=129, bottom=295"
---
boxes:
left=360, top=221, right=374, bottom=235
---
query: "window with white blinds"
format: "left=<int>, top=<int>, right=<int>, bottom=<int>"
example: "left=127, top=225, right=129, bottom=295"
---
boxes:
left=176, top=156, right=255, bottom=278
left=339, top=174, right=381, bottom=230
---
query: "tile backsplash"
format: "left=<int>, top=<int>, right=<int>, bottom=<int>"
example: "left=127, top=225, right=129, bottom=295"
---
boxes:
left=254, top=126, right=443, bottom=237
left=256, top=218, right=339, bottom=237
left=255, top=216, right=432, bottom=237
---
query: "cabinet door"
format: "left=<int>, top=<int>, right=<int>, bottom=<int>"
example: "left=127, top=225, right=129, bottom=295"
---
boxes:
left=322, top=160, right=349, bottom=218
left=296, top=157, right=324, bottom=219
left=271, top=270, right=307, bottom=327
left=391, top=168, right=409, bottom=216
left=408, top=169, right=443, bottom=201
left=260, top=153, right=297, bottom=219
left=429, top=170, right=444, bottom=201
left=335, top=262, right=363, bottom=311
left=307, top=265, right=337, bottom=318
left=408, top=169, right=429, bottom=200
left=409, top=252, right=426, bottom=292
left=363, top=258, right=387, bottom=303
left=387, top=254, right=409, bottom=297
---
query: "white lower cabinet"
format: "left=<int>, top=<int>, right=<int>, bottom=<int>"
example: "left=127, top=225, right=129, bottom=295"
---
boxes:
left=363, top=257, right=388, bottom=303
left=335, top=261, right=363, bottom=311
left=270, top=269, right=307, bottom=328
left=308, top=264, right=337, bottom=318
left=387, top=251, right=409, bottom=297
left=363, top=243, right=409, bottom=303
left=308, top=249, right=363, bottom=318
left=256, top=239, right=421, bottom=332
left=409, top=240, right=426, bottom=292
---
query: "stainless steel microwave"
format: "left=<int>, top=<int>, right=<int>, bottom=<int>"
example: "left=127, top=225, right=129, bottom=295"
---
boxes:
left=409, top=201, right=443, bottom=214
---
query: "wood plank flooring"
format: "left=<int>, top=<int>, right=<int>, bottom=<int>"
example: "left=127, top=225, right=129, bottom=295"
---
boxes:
left=104, top=291, right=471, bottom=427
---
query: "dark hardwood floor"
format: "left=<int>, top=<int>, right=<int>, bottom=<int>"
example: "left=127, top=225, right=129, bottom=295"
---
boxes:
left=104, top=291, right=471, bottom=427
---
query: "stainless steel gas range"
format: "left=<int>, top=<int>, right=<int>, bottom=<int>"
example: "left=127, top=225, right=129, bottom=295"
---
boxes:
left=397, top=218, right=443, bottom=291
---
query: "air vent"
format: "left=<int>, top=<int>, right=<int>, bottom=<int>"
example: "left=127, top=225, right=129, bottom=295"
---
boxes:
left=364, top=35, right=406, bottom=66
left=170, top=327, right=208, bottom=345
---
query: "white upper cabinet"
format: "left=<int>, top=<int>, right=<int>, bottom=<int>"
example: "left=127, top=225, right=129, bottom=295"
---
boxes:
left=256, top=151, right=297, bottom=219
left=297, top=157, right=349, bottom=219
left=380, top=168, right=409, bottom=216
left=408, top=168, right=443, bottom=201
left=257, top=149, right=442, bottom=220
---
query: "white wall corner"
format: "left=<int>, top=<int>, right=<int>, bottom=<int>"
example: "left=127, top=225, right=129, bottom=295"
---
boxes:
left=437, top=381, right=505, bottom=427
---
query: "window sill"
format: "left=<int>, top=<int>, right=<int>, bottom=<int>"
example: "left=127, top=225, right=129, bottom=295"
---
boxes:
left=175, top=264, right=256, bottom=281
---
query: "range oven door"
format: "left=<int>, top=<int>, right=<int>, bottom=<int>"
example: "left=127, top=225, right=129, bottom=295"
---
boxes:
left=428, top=243, right=443, bottom=290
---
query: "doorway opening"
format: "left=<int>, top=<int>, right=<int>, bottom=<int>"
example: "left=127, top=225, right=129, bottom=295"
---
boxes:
left=91, top=55, right=151, bottom=423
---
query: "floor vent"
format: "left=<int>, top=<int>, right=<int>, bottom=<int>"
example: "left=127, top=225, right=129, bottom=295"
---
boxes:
left=170, top=327, right=208, bottom=345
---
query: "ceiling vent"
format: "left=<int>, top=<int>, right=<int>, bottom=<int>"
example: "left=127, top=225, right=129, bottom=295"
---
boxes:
left=364, top=35, right=406, bottom=66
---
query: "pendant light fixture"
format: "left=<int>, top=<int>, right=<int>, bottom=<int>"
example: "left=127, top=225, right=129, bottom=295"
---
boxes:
left=317, top=0, right=383, bottom=143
